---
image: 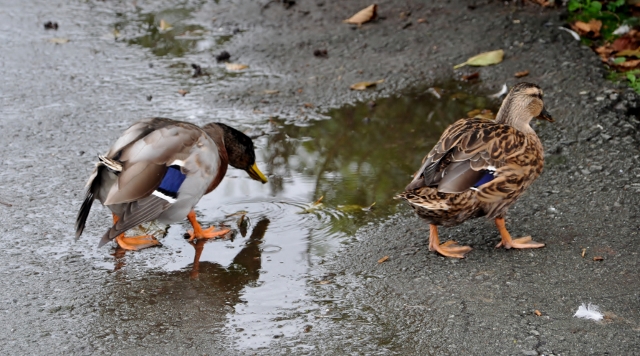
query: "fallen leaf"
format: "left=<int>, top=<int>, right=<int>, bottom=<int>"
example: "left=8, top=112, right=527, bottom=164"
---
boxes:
left=225, top=63, right=248, bottom=71
left=49, top=37, right=69, bottom=44
left=514, top=70, right=529, bottom=78
left=570, top=19, right=602, bottom=38
left=462, top=72, right=479, bottom=81
left=593, top=256, right=604, bottom=261
left=303, top=103, right=315, bottom=108
left=297, top=196, right=324, bottom=214
left=178, top=89, right=189, bottom=96
left=581, top=248, right=586, bottom=258
left=344, top=4, right=377, bottom=25
left=159, top=19, right=173, bottom=32
left=453, top=49, right=504, bottom=69
left=614, top=58, right=640, bottom=68
left=616, top=49, right=640, bottom=58
left=378, top=255, right=389, bottom=263
left=350, top=79, right=384, bottom=90
left=263, top=89, right=279, bottom=94
left=337, top=202, right=376, bottom=213
left=417, top=18, right=426, bottom=23
left=534, top=310, right=542, bottom=316
left=319, top=280, right=331, bottom=284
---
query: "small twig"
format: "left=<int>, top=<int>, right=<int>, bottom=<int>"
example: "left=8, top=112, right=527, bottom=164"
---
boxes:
left=0, top=200, right=12, bottom=207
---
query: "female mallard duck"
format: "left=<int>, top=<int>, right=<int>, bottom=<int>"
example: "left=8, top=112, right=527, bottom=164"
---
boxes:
left=396, top=82, right=554, bottom=258
left=75, top=117, right=268, bottom=250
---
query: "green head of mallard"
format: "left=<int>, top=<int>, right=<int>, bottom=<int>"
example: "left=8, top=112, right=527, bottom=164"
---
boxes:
left=205, top=123, right=268, bottom=184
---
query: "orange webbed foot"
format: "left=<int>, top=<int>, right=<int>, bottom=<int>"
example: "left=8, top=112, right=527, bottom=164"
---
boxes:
left=115, top=234, right=161, bottom=251
left=428, top=224, right=472, bottom=259
left=187, top=226, right=230, bottom=241
left=431, top=240, right=473, bottom=259
left=494, top=217, right=545, bottom=250
left=495, top=235, right=545, bottom=249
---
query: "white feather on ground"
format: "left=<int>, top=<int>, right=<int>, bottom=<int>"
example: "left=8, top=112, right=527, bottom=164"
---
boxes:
left=574, top=303, right=604, bottom=321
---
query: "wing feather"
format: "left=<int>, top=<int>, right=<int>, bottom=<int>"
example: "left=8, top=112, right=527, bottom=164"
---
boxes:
left=405, top=118, right=529, bottom=195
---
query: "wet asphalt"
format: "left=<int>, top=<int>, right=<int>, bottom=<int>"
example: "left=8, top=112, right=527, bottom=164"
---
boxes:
left=0, top=0, right=639, bottom=355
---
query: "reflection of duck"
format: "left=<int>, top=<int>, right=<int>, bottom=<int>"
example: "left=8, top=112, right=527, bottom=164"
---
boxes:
left=75, top=118, right=268, bottom=251
left=189, top=217, right=270, bottom=279
left=397, top=83, right=554, bottom=258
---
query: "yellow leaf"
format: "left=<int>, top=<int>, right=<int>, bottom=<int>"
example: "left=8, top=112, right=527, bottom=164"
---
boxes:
left=453, top=49, right=504, bottom=69
left=344, top=4, right=377, bottom=25
left=225, top=63, right=249, bottom=71
left=159, top=19, right=172, bottom=32
left=350, top=79, right=384, bottom=90
left=49, top=38, right=69, bottom=44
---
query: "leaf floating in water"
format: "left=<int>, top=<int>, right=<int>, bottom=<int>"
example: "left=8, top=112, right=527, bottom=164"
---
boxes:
left=49, top=37, right=69, bottom=44
left=350, top=79, right=384, bottom=90
left=337, top=202, right=376, bottom=213
left=344, top=4, right=377, bottom=25
left=159, top=19, right=173, bottom=32
left=453, top=49, right=504, bottom=69
left=298, top=196, right=324, bottom=214
left=378, top=255, right=389, bottom=263
left=225, top=63, right=249, bottom=71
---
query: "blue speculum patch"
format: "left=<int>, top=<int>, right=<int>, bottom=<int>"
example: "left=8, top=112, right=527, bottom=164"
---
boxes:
left=473, top=171, right=494, bottom=187
left=157, top=165, right=187, bottom=197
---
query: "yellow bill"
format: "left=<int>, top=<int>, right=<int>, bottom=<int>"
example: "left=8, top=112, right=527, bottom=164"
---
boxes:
left=247, top=163, right=268, bottom=183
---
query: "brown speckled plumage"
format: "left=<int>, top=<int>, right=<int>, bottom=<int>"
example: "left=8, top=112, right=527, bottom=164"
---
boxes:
left=396, top=83, right=554, bottom=258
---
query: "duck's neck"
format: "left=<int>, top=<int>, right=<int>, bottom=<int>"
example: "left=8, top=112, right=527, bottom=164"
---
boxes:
left=494, top=98, right=535, bottom=134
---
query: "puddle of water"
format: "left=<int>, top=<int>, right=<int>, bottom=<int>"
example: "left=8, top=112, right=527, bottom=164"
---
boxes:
left=91, top=82, right=495, bottom=349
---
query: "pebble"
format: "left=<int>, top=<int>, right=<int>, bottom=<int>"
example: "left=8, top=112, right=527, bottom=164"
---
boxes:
left=589, top=165, right=603, bottom=172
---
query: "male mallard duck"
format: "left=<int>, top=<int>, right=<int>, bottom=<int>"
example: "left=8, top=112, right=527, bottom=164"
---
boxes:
left=396, top=82, right=554, bottom=258
left=75, top=117, right=268, bottom=250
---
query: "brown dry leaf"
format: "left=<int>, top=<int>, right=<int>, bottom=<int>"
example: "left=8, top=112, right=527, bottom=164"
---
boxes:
left=614, top=59, right=640, bottom=68
left=303, top=103, right=315, bottom=108
left=378, top=255, right=389, bottom=263
left=514, top=70, right=529, bottom=78
left=534, top=310, right=542, bottom=316
left=177, top=89, right=189, bottom=96
left=344, top=4, right=377, bottom=25
left=571, top=19, right=602, bottom=38
left=49, top=37, right=69, bottom=44
left=350, top=79, right=384, bottom=90
left=159, top=19, right=173, bottom=32
left=616, top=49, right=640, bottom=58
left=530, top=0, right=553, bottom=6
left=593, top=256, right=604, bottom=261
left=417, top=18, right=426, bottom=23
left=462, top=72, right=480, bottom=81
left=225, top=63, right=249, bottom=71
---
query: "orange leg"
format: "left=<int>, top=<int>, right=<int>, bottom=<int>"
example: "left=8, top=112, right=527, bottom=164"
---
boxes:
left=494, top=217, right=545, bottom=249
left=186, top=210, right=230, bottom=241
left=111, top=214, right=160, bottom=251
left=429, top=224, right=472, bottom=259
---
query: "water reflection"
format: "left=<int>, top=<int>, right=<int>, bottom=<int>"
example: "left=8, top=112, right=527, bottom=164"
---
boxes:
left=263, top=83, right=495, bottom=235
